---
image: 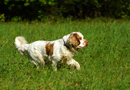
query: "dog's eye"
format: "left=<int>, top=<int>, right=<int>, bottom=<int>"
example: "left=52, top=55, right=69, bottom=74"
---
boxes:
left=79, top=37, right=82, bottom=40
left=72, top=45, right=74, bottom=47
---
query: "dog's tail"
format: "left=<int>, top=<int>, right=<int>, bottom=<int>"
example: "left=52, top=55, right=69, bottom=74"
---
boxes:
left=15, top=36, right=29, bottom=55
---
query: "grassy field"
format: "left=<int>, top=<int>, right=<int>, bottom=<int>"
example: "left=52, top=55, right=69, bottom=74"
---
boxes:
left=0, top=19, right=130, bottom=90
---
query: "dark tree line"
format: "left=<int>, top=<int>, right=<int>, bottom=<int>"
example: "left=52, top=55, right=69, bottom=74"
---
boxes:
left=0, top=0, right=130, bottom=21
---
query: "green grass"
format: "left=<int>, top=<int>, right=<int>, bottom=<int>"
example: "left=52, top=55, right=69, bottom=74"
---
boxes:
left=0, top=19, right=130, bottom=90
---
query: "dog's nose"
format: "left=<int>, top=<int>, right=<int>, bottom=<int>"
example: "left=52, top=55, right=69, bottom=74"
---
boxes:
left=85, top=40, right=88, bottom=46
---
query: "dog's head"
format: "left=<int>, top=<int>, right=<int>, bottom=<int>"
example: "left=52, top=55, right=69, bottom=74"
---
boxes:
left=63, top=32, right=88, bottom=52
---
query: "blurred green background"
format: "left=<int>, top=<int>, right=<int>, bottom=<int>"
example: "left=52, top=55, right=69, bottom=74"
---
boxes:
left=0, top=0, right=130, bottom=21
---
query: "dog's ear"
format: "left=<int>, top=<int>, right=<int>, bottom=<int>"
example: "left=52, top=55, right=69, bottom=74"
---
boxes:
left=68, top=33, right=80, bottom=47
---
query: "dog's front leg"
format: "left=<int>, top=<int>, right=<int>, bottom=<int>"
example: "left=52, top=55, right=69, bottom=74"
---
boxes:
left=52, top=61, right=57, bottom=71
left=66, top=59, right=80, bottom=70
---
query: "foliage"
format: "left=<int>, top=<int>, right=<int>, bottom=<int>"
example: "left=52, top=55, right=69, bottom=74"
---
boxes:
left=0, top=13, right=5, bottom=22
left=0, top=19, right=130, bottom=89
left=0, top=0, right=130, bottom=21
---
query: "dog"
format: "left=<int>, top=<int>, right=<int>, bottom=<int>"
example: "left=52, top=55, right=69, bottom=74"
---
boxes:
left=15, top=32, right=88, bottom=71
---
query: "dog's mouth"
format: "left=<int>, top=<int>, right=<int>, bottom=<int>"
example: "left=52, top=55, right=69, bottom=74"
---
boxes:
left=78, top=46, right=87, bottom=49
left=78, top=44, right=88, bottom=49
left=78, top=40, right=88, bottom=49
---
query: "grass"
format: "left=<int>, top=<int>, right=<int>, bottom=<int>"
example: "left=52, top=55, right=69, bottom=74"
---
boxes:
left=0, top=19, right=130, bottom=90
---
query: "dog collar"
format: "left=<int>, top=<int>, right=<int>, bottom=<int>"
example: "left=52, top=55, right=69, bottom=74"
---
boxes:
left=62, top=38, right=71, bottom=51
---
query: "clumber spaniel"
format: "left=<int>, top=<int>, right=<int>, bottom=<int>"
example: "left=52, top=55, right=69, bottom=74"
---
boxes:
left=15, top=32, right=88, bottom=71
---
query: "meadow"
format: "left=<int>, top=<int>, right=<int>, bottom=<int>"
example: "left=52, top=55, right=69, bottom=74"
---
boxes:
left=0, top=19, right=130, bottom=90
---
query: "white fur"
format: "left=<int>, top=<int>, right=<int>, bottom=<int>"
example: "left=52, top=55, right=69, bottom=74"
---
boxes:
left=14, top=32, right=87, bottom=71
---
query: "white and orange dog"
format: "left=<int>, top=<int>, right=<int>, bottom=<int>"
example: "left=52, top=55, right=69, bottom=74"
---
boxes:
left=15, top=32, right=88, bottom=71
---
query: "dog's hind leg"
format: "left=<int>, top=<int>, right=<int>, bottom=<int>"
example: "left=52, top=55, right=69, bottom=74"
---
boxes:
left=28, top=48, right=45, bottom=68
left=29, top=56, right=45, bottom=69
left=34, top=50, right=45, bottom=65
left=30, top=60, right=40, bottom=69
left=52, top=61, right=57, bottom=71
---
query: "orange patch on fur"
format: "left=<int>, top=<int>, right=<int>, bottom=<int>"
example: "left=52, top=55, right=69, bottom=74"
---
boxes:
left=45, top=43, right=54, bottom=56
left=68, top=33, right=81, bottom=46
